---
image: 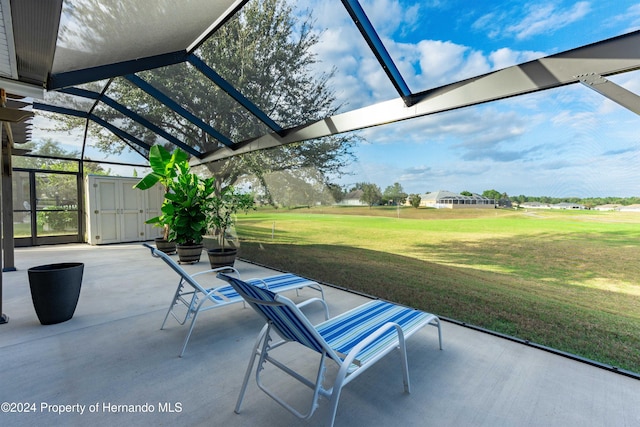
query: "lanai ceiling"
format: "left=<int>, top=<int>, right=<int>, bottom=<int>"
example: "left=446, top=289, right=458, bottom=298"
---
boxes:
left=1, top=0, right=640, bottom=165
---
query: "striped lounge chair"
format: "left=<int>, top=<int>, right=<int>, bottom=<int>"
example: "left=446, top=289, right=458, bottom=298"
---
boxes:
left=143, top=243, right=324, bottom=357
left=217, top=272, right=442, bottom=427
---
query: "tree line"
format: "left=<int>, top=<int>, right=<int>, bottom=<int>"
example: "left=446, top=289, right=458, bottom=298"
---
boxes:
left=341, top=183, right=640, bottom=209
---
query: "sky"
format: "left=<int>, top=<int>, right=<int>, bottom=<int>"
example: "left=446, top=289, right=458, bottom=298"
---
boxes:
left=31, top=0, right=640, bottom=199
left=302, top=0, right=640, bottom=198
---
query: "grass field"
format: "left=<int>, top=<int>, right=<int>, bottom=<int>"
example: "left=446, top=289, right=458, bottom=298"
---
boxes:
left=234, top=206, right=640, bottom=374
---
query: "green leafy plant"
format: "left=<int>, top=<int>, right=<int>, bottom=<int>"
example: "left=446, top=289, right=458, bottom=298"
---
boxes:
left=163, top=171, right=215, bottom=245
left=37, top=207, right=77, bottom=232
left=135, top=146, right=215, bottom=246
left=208, top=186, right=255, bottom=250
left=134, top=145, right=189, bottom=240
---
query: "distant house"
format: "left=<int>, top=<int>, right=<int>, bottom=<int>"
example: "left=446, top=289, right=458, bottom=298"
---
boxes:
left=520, top=202, right=551, bottom=209
left=553, top=202, right=586, bottom=210
left=594, top=204, right=621, bottom=211
left=620, top=204, right=640, bottom=212
left=339, top=189, right=366, bottom=206
left=497, top=199, right=512, bottom=208
left=521, top=202, right=586, bottom=210
left=420, top=190, right=495, bottom=209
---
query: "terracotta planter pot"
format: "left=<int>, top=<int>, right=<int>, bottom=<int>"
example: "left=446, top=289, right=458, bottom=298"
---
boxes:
left=28, top=262, right=84, bottom=325
left=207, top=248, right=238, bottom=268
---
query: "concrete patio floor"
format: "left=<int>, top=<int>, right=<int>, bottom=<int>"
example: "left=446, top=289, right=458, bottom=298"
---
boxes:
left=1, top=243, right=638, bottom=427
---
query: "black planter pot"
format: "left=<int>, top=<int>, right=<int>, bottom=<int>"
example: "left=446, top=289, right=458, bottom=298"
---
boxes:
left=27, top=262, right=84, bottom=325
left=207, top=248, right=238, bottom=268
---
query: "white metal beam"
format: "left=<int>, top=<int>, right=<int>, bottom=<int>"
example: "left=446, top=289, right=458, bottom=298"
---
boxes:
left=577, top=73, right=640, bottom=115
left=0, top=77, right=44, bottom=99
left=196, top=30, right=640, bottom=165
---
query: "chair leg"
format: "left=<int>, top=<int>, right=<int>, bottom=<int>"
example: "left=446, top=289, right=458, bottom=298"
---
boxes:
left=161, top=281, right=185, bottom=330
left=235, top=324, right=270, bottom=414
left=326, top=355, right=353, bottom=427
left=399, top=342, right=411, bottom=393
left=160, top=304, right=174, bottom=330
left=432, top=318, right=443, bottom=350
left=326, top=379, right=344, bottom=427
left=178, top=308, right=200, bottom=357
left=160, top=295, right=179, bottom=330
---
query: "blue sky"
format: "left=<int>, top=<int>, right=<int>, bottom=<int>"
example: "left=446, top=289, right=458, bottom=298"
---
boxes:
left=304, top=0, right=640, bottom=197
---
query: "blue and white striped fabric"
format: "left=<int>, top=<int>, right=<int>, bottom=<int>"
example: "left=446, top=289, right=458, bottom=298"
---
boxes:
left=210, top=273, right=316, bottom=302
left=316, top=300, right=433, bottom=367
left=220, top=274, right=435, bottom=368
left=219, top=274, right=325, bottom=353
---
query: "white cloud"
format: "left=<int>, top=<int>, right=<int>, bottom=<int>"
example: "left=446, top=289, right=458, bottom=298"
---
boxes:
left=359, top=0, right=415, bottom=36
left=550, top=110, right=598, bottom=129
left=607, top=3, right=640, bottom=32
left=473, top=1, right=591, bottom=41
left=508, top=2, right=591, bottom=40
left=387, top=39, right=492, bottom=89
left=362, top=105, right=529, bottom=157
left=416, top=40, right=467, bottom=79
left=488, top=47, right=546, bottom=69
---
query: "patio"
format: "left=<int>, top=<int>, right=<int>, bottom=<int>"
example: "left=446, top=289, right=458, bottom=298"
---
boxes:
left=1, top=243, right=638, bottom=426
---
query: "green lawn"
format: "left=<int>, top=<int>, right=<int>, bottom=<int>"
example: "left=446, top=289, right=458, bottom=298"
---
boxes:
left=234, top=206, right=640, bottom=374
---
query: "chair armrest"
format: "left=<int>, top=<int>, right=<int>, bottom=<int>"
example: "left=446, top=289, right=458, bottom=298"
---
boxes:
left=245, top=277, right=267, bottom=288
left=296, top=297, right=330, bottom=320
left=191, top=266, right=239, bottom=279
left=340, top=322, right=405, bottom=368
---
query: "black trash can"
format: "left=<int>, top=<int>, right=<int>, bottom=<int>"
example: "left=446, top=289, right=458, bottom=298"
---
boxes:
left=28, top=262, right=84, bottom=325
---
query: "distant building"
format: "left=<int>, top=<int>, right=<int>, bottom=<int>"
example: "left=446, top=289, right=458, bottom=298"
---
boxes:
left=420, top=190, right=495, bottom=209
left=553, top=202, right=586, bottom=210
left=620, top=204, right=640, bottom=212
left=521, top=202, right=586, bottom=210
left=339, top=189, right=366, bottom=206
left=497, top=199, right=512, bottom=208
left=594, top=204, right=621, bottom=211
left=520, top=202, right=551, bottom=209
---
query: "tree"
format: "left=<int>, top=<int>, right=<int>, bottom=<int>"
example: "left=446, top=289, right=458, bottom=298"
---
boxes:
left=408, top=194, right=421, bottom=208
left=482, top=189, right=502, bottom=200
left=359, top=183, right=382, bottom=207
left=257, top=169, right=336, bottom=207
left=383, top=182, right=407, bottom=205
left=207, top=186, right=255, bottom=250
left=460, top=190, right=472, bottom=196
left=12, top=139, right=110, bottom=234
left=49, top=0, right=359, bottom=205
left=325, top=183, right=345, bottom=204
left=13, top=139, right=109, bottom=205
left=512, top=194, right=527, bottom=204
left=13, top=139, right=109, bottom=175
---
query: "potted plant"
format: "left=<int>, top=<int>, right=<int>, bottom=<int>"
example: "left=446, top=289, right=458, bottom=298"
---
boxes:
left=134, top=145, right=188, bottom=254
left=206, top=185, right=255, bottom=268
left=162, top=162, right=216, bottom=264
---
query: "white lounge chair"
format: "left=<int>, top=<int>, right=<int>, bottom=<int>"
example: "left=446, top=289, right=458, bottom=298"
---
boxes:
left=217, top=272, right=443, bottom=427
left=143, top=243, right=324, bottom=356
